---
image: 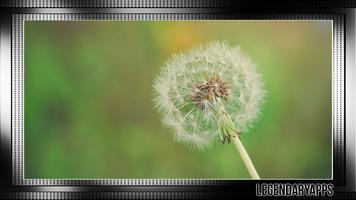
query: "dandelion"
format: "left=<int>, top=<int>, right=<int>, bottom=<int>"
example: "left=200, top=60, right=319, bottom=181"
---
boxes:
left=153, top=41, right=266, bottom=179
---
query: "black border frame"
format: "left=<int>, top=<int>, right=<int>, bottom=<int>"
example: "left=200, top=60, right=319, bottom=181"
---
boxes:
left=0, top=1, right=355, bottom=199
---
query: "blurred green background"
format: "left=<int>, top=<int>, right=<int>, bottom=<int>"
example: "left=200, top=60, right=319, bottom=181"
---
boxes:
left=25, top=21, right=332, bottom=179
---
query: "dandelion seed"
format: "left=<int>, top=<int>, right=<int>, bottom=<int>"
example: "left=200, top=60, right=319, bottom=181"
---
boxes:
left=153, top=41, right=266, bottom=179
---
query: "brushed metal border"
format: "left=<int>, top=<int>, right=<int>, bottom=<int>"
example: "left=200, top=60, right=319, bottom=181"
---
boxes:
left=0, top=0, right=355, bottom=8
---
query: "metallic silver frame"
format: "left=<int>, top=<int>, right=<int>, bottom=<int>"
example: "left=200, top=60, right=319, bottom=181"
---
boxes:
left=0, top=9, right=353, bottom=192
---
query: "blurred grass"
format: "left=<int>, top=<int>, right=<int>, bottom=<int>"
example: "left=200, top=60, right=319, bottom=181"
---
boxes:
left=24, top=21, right=332, bottom=179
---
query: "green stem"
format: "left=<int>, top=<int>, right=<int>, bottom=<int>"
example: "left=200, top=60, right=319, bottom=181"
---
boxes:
left=212, top=98, right=260, bottom=179
left=231, top=133, right=260, bottom=179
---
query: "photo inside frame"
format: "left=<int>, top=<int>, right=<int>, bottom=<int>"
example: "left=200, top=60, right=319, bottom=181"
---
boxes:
left=24, top=20, right=332, bottom=179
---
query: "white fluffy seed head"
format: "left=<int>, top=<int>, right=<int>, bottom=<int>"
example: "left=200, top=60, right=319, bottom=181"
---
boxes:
left=153, top=41, right=266, bottom=150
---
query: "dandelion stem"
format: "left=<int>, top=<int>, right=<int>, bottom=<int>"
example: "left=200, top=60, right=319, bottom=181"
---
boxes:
left=231, top=134, right=260, bottom=179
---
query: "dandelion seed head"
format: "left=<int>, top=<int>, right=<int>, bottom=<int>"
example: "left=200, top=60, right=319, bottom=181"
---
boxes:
left=153, top=41, right=266, bottom=149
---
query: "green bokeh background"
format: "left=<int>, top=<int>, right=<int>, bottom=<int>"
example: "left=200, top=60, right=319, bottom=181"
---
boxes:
left=25, top=21, right=332, bottom=179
